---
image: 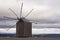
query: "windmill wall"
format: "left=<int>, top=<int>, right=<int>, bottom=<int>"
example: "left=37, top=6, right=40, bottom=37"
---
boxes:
left=16, top=21, right=32, bottom=37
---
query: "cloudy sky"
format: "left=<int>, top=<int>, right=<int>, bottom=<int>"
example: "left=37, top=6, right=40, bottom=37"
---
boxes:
left=0, top=0, right=60, bottom=23
left=0, top=0, right=60, bottom=34
left=0, top=0, right=60, bottom=19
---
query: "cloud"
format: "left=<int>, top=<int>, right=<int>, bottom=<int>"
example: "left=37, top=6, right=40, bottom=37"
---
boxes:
left=0, top=28, right=16, bottom=33
left=0, top=18, right=16, bottom=28
left=0, top=0, right=60, bottom=19
left=0, top=0, right=60, bottom=28
left=32, top=28, right=60, bottom=34
left=0, top=28, right=60, bottom=34
left=0, top=24, right=16, bottom=28
left=32, top=23, right=60, bottom=28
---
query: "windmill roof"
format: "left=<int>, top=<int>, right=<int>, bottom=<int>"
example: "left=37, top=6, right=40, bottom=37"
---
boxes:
left=19, top=18, right=30, bottom=23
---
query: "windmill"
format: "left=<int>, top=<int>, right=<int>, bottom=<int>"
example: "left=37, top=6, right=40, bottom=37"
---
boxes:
left=5, top=2, right=34, bottom=37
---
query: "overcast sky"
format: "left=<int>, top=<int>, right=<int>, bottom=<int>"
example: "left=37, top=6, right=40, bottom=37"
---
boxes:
left=0, top=0, right=60, bottom=34
left=0, top=0, right=60, bottom=26
left=0, top=0, right=60, bottom=20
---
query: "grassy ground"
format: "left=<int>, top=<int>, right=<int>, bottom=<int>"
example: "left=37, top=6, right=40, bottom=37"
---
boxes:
left=0, top=37, right=60, bottom=40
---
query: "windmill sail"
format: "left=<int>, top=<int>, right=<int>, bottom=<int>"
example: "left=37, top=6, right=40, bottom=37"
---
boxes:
left=6, top=2, right=34, bottom=31
left=6, top=24, right=16, bottom=31
left=20, top=2, right=23, bottom=18
left=3, top=16, right=17, bottom=20
left=9, top=8, right=19, bottom=20
left=25, top=9, right=33, bottom=18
